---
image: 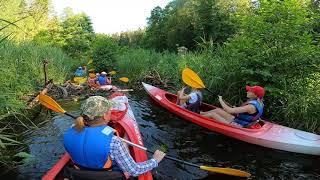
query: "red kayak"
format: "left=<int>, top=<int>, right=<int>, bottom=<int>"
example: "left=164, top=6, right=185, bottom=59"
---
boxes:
left=142, top=82, right=320, bottom=156
left=42, top=92, right=152, bottom=180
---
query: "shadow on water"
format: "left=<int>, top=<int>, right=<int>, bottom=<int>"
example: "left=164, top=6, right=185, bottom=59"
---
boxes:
left=11, top=90, right=320, bottom=179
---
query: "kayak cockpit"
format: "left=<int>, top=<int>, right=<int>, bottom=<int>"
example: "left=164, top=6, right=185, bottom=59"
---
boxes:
left=56, top=161, right=126, bottom=180
left=164, top=93, right=265, bottom=129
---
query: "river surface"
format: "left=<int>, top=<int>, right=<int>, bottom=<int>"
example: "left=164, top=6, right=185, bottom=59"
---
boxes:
left=6, top=90, right=320, bottom=179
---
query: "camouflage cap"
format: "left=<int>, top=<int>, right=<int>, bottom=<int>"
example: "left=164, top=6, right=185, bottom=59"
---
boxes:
left=80, top=96, right=114, bottom=121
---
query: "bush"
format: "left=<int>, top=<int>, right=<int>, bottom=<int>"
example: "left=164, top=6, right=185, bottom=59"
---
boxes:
left=92, top=34, right=119, bottom=72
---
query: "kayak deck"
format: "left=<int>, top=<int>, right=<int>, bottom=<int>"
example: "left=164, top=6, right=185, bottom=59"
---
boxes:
left=142, top=82, right=320, bottom=156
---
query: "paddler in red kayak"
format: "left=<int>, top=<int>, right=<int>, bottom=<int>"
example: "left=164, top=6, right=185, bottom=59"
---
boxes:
left=200, top=86, right=265, bottom=127
left=64, top=96, right=166, bottom=177
left=177, top=86, right=203, bottom=113
left=97, top=71, right=116, bottom=91
left=87, top=69, right=99, bottom=90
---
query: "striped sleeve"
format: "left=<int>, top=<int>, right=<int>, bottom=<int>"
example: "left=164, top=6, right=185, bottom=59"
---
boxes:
left=109, top=136, right=158, bottom=177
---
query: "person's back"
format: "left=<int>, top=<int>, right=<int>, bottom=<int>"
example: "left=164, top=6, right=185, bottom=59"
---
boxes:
left=75, top=67, right=84, bottom=77
left=98, top=76, right=107, bottom=85
left=63, top=96, right=166, bottom=177
left=64, top=125, right=114, bottom=170
left=98, top=72, right=111, bottom=86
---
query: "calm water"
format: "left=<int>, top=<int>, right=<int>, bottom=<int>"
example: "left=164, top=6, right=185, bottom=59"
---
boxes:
left=8, top=90, right=320, bottom=179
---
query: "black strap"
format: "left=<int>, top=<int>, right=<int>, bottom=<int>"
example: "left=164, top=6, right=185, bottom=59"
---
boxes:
left=243, top=119, right=260, bottom=128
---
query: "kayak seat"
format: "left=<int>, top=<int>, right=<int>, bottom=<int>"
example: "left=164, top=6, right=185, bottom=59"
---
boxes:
left=62, top=163, right=127, bottom=180
left=244, top=119, right=264, bottom=129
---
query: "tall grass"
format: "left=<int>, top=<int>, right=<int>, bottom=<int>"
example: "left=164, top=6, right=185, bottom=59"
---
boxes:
left=116, top=48, right=181, bottom=84
left=115, top=47, right=320, bottom=134
left=0, top=40, right=74, bottom=114
left=0, top=40, right=76, bottom=159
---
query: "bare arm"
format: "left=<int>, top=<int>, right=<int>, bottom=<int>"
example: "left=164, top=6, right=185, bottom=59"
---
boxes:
left=178, top=87, right=191, bottom=100
left=219, top=96, right=256, bottom=114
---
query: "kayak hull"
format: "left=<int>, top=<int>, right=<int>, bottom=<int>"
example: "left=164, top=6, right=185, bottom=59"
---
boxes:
left=142, top=82, right=320, bottom=156
left=42, top=93, right=152, bottom=180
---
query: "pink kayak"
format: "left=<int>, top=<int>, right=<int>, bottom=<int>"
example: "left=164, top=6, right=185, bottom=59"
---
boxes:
left=42, top=92, right=152, bottom=180
left=142, top=82, right=320, bottom=156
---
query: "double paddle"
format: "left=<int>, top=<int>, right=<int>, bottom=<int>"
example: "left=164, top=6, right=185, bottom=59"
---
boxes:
left=38, top=94, right=251, bottom=178
left=105, top=70, right=129, bottom=83
left=88, top=70, right=129, bottom=83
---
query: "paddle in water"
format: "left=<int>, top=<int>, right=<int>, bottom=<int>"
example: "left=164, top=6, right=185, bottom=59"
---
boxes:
left=38, top=94, right=251, bottom=178
left=105, top=70, right=128, bottom=82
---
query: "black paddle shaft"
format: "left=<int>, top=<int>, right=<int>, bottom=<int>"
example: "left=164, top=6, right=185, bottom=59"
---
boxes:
left=146, top=150, right=200, bottom=168
left=65, top=112, right=77, bottom=119
left=205, top=88, right=215, bottom=95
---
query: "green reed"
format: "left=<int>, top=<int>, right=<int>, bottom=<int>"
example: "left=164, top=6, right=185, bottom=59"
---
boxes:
left=0, top=40, right=77, bottom=164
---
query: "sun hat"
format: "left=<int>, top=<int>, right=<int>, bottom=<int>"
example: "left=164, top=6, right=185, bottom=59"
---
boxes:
left=246, top=86, right=265, bottom=99
left=81, top=96, right=114, bottom=121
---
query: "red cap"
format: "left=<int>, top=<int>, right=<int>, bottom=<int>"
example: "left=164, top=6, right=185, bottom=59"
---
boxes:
left=246, top=85, right=265, bottom=99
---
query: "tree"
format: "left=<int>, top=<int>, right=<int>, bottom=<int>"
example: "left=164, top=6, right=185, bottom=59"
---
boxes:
left=0, top=0, right=50, bottom=42
left=60, top=9, right=94, bottom=58
left=92, top=34, right=119, bottom=72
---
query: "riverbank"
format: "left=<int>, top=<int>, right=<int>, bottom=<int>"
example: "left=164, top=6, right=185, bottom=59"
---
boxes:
left=0, top=40, right=78, bottom=165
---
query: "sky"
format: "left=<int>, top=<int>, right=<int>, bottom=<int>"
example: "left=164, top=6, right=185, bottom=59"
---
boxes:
left=51, top=0, right=171, bottom=34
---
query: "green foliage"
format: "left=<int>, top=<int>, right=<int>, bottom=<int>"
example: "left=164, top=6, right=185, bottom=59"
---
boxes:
left=0, top=40, right=74, bottom=116
left=115, top=0, right=320, bottom=133
left=115, top=48, right=180, bottom=83
left=204, top=0, right=320, bottom=132
left=0, top=0, right=49, bottom=42
left=112, top=29, right=146, bottom=48
left=14, top=152, right=35, bottom=164
left=113, top=0, right=238, bottom=51
left=33, top=16, right=65, bottom=47
left=61, top=9, right=94, bottom=58
left=92, top=34, right=119, bottom=72
left=33, top=8, right=94, bottom=58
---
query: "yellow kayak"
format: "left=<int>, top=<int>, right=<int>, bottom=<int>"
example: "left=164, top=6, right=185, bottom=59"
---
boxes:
left=73, top=77, right=87, bottom=84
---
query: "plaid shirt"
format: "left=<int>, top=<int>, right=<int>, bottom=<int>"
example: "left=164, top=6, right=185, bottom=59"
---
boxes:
left=109, top=136, right=158, bottom=177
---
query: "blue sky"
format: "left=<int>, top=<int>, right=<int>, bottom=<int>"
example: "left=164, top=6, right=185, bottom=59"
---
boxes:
left=52, top=0, right=171, bottom=34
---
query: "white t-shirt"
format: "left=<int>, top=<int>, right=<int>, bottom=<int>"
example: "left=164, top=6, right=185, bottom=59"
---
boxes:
left=188, top=92, right=199, bottom=104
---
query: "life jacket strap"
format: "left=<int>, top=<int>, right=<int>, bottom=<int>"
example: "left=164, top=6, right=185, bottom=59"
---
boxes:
left=103, top=156, right=112, bottom=169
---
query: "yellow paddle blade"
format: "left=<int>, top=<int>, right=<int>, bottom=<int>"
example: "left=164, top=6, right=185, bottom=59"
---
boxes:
left=108, top=70, right=116, bottom=75
left=119, top=77, right=129, bottom=83
left=200, top=166, right=251, bottom=178
left=74, top=77, right=87, bottom=84
left=87, top=58, right=93, bottom=65
left=182, top=68, right=205, bottom=89
left=39, top=94, right=66, bottom=114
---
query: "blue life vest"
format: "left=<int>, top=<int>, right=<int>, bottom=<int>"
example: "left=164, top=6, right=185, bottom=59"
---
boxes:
left=234, top=100, right=264, bottom=126
left=64, top=125, right=114, bottom=170
left=75, top=69, right=84, bottom=77
left=98, top=76, right=107, bottom=85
